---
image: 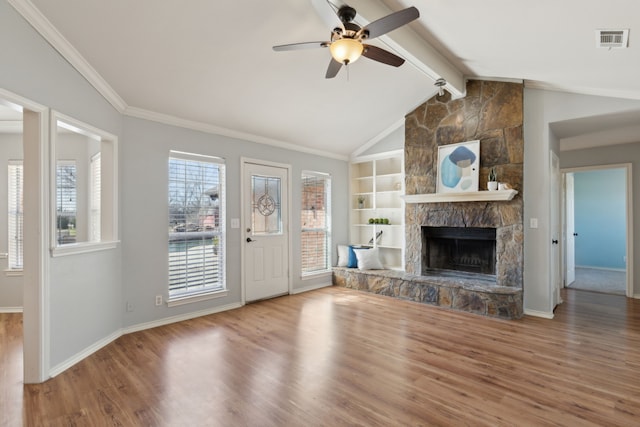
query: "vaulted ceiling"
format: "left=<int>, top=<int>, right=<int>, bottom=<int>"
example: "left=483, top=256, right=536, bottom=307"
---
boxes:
left=9, top=0, right=640, bottom=158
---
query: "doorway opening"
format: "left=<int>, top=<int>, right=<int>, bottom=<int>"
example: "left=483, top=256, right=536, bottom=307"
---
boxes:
left=562, top=164, right=633, bottom=297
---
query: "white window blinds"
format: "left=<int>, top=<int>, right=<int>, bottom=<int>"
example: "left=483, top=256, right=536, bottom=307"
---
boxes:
left=168, top=152, right=225, bottom=298
left=8, top=161, right=23, bottom=270
left=56, top=161, right=77, bottom=245
left=89, top=153, right=101, bottom=242
left=301, top=171, right=331, bottom=275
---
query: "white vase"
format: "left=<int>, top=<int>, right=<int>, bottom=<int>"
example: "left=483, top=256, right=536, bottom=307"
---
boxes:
left=487, top=181, right=498, bottom=191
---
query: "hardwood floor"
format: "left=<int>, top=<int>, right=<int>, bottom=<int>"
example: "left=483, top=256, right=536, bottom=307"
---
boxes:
left=2, top=287, right=640, bottom=426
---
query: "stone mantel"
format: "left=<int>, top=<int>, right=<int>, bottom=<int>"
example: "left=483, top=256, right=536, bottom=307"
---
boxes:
left=403, top=189, right=518, bottom=204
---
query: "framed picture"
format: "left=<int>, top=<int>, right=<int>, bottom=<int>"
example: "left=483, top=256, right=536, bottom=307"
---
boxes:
left=437, top=140, right=480, bottom=193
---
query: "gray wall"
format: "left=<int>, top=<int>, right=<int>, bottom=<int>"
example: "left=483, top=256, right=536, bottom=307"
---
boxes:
left=523, top=88, right=640, bottom=315
left=1, top=0, right=123, bottom=370
left=358, top=124, right=404, bottom=156
left=121, top=116, right=348, bottom=327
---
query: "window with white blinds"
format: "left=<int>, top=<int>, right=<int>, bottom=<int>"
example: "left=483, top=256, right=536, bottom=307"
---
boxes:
left=56, top=161, right=77, bottom=245
left=89, top=153, right=101, bottom=242
left=168, top=151, right=225, bottom=299
left=301, top=171, right=331, bottom=275
left=8, top=161, right=23, bottom=270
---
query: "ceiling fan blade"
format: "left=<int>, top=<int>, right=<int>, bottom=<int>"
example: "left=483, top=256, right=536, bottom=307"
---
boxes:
left=362, top=44, right=405, bottom=67
left=361, top=6, right=419, bottom=39
left=273, top=42, right=329, bottom=51
left=325, top=58, right=343, bottom=78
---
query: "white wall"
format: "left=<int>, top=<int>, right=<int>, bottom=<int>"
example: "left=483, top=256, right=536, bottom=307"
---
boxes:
left=523, top=88, right=640, bottom=316
left=120, top=117, right=348, bottom=327
left=0, top=132, right=23, bottom=310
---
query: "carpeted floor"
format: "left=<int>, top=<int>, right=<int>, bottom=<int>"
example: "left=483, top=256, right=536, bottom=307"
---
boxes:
left=567, top=267, right=626, bottom=295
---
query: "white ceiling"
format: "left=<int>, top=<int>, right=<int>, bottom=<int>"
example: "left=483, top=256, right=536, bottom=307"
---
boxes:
left=9, top=0, right=640, bottom=157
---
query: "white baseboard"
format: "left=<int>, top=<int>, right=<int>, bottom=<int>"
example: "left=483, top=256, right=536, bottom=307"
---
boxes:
left=290, top=282, right=332, bottom=294
left=524, top=309, right=554, bottom=319
left=49, top=329, right=122, bottom=378
left=634, top=294, right=640, bottom=299
left=122, top=302, right=243, bottom=335
left=576, top=265, right=626, bottom=273
left=0, top=307, right=23, bottom=313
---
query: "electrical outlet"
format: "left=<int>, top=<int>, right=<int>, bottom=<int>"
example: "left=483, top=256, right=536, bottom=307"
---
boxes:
left=126, top=302, right=134, bottom=312
left=155, top=295, right=163, bottom=306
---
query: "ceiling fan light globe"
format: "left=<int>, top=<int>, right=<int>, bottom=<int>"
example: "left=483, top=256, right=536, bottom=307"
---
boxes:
left=329, top=38, right=363, bottom=65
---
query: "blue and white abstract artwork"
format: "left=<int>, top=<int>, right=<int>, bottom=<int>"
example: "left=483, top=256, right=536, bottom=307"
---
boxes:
left=436, top=140, right=480, bottom=193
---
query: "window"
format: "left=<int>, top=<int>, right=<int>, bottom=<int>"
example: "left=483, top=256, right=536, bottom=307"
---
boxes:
left=51, top=111, right=118, bottom=255
left=8, top=161, right=23, bottom=270
left=168, top=151, right=225, bottom=301
left=56, top=161, right=77, bottom=245
left=301, top=171, right=331, bottom=275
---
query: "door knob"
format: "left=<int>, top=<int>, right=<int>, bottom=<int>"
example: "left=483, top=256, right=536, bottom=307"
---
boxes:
left=246, top=237, right=254, bottom=243
left=552, top=239, right=558, bottom=244
left=573, top=233, right=578, bottom=237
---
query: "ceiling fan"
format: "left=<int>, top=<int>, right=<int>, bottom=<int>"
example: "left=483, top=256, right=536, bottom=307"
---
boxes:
left=273, top=3, right=419, bottom=78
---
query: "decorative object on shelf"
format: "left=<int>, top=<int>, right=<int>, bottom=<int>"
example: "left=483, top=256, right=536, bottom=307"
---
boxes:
left=357, top=196, right=365, bottom=209
left=488, top=167, right=498, bottom=191
left=437, top=140, right=480, bottom=193
left=368, top=230, right=383, bottom=245
left=498, top=182, right=509, bottom=191
left=368, top=218, right=375, bottom=224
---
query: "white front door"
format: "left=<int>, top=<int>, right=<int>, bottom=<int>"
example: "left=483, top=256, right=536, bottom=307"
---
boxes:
left=243, top=161, right=289, bottom=302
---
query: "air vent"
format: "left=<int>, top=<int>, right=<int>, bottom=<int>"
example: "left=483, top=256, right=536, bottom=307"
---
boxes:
left=596, top=29, right=629, bottom=48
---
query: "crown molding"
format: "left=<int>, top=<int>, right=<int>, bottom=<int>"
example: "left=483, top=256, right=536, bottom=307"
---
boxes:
left=525, top=80, right=640, bottom=101
left=124, top=107, right=349, bottom=161
left=8, top=0, right=127, bottom=112
left=350, top=118, right=404, bottom=160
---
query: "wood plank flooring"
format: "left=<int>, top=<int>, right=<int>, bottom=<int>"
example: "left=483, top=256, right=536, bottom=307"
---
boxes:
left=2, top=287, right=640, bottom=426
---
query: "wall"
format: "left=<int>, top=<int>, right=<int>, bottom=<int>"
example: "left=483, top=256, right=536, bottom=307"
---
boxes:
left=573, top=169, right=626, bottom=269
left=1, top=0, right=123, bottom=373
left=523, top=89, right=640, bottom=316
left=358, top=124, right=404, bottom=157
left=0, top=132, right=23, bottom=310
left=120, top=117, right=348, bottom=327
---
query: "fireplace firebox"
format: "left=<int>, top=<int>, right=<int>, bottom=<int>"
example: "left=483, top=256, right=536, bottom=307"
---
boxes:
left=422, top=227, right=496, bottom=275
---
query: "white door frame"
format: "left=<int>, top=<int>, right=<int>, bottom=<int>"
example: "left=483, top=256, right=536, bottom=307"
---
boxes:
left=240, top=157, right=292, bottom=304
left=561, top=163, right=634, bottom=298
left=0, top=88, right=50, bottom=383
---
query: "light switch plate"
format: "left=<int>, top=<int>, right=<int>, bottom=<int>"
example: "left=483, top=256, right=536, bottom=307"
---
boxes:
left=529, top=218, right=538, bottom=229
left=231, top=218, right=240, bottom=229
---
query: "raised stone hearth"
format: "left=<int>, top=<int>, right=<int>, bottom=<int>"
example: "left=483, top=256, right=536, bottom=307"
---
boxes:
left=332, top=268, right=523, bottom=319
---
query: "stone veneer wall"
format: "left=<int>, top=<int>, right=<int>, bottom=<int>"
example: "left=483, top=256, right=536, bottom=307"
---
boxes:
left=405, top=80, right=524, bottom=288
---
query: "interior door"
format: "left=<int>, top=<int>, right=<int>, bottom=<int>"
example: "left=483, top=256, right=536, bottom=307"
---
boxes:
left=550, top=151, right=561, bottom=308
left=565, top=173, right=576, bottom=285
left=243, top=162, right=289, bottom=302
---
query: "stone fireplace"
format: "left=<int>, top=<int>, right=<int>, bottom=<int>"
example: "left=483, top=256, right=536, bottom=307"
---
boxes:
left=333, top=80, right=524, bottom=319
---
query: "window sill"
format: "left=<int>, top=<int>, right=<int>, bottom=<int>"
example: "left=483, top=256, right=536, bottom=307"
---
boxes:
left=4, top=269, right=23, bottom=277
left=51, top=240, right=119, bottom=257
left=301, top=270, right=332, bottom=281
left=167, top=289, right=228, bottom=307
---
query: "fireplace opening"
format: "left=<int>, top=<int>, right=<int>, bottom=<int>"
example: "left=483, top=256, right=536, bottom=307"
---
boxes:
left=422, top=227, right=496, bottom=276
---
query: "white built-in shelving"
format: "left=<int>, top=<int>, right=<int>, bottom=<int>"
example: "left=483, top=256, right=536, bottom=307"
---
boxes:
left=350, top=150, right=404, bottom=270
